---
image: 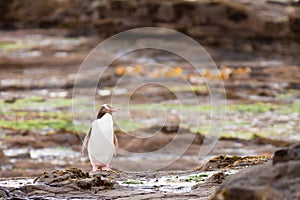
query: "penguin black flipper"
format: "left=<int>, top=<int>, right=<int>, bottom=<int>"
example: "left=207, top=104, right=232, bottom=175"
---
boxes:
left=81, top=126, right=92, bottom=154
left=113, top=133, right=119, bottom=156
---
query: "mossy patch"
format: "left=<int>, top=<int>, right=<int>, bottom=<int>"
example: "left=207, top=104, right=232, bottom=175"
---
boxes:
left=220, top=131, right=256, bottom=140
left=0, top=97, right=74, bottom=110
left=279, top=100, right=300, bottom=114
left=180, top=174, right=208, bottom=183
left=276, top=89, right=300, bottom=100
left=0, top=118, right=73, bottom=132
left=0, top=96, right=90, bottom=133
left=117, top=101, right=299, bottom=115
left=117, top=103, right=215, bottom=113
left=227, top=102, right=276, bottom=113
left=122, top=180, right=144, bottom=184
left=0, top=96, right=298, bottom=135
left=0, top=41, right=33, bottom=52
left=115, top=119, right=146, bottom=133
left=189, top=126, right=210, bottom=134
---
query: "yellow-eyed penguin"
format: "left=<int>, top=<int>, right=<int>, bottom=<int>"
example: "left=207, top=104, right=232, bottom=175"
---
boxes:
left=81, top=104, right=119, bottom=171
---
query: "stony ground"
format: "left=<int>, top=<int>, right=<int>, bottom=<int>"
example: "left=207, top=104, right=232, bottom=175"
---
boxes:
left=0, top=28, right=299, bottom=199
left=0, top=154, right=271, bottom=199
left=0, top=1, right=300, bottom=198
left=1, top=143, right=299, bottom=199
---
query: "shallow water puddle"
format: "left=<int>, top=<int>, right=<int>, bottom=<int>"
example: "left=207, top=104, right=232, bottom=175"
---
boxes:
left=30, top=148, right=81, bottom=160
left=0, top=178, right=36, bottom=188
left=3, top=147, right=81, bottom=161
left=118, top=171, right=218, bottom=193
left=3, top=148, right=29, bottom=157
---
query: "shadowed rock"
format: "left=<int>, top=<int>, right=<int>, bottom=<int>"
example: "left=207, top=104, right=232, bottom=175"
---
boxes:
left=1, top=0, right=300, bottom=55
left=196, top=155, right=271, bottom=171
left=273, top=142, right=300, bottom=164
left=212, top=143, right=300, bottom=200
left=34, top=168, right=114, bottom=190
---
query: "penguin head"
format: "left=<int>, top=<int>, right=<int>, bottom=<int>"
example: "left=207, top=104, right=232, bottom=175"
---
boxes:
left=97, top=104, right=118, bottom=119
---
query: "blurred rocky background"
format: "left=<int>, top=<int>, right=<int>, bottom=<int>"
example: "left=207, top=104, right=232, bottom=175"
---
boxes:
left=1, top=0, right=300, bottom=56
left=0, top=1, right=300, bottom=199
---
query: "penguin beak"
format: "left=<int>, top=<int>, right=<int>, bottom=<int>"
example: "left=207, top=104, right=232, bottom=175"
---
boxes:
left=109, top=107, right=119, bottom=112
left=102, top=104, right=119, bottom=113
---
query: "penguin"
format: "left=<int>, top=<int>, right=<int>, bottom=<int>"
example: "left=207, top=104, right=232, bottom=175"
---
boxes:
left=81, top=104, right=119, bottom=171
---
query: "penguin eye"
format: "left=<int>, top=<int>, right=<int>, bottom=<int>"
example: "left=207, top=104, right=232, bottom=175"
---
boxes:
left=107, top=105, right=113, bottom=109
left=102, top=104, right=109, bottom=109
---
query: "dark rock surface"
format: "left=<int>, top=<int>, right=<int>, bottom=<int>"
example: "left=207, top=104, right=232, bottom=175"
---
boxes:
left=34, top=168, right=114, bottom=190
left=0, top=169, right=222, bottom=199
left=0, top=154, right=275, bottom=199
left=0, top=168, right=116, bottom=199
left=273, top=142, right=300, bottom=164
left=1, top=0, right=300, bottom=56
left=197, top=155, right=271, bottom=171
left=1, top=146, right=299, bottom=199
left=211, top=142, right=300, bottom=200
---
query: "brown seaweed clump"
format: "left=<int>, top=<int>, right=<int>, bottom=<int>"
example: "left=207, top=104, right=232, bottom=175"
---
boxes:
left=196, top=155, right=271, bottom=171
left=34, top=167, right=114, bottom=190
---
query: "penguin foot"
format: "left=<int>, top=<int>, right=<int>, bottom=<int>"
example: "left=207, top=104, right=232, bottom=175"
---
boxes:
left=102, top=165, right=111, bottom=171
left=92, top=165, right=98, bottom=171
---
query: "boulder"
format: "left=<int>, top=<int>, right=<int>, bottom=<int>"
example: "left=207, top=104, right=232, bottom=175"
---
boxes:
left=212, top=142, right=300, bottom=200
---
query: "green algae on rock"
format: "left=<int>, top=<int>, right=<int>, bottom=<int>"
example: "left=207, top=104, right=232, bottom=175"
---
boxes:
left=122, top=180, right=144, bottom=185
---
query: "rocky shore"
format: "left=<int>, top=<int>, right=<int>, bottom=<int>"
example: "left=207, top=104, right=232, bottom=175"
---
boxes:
left=1, top=0, right=300, bottom=56
left=0, top=1, right=299, bottom=199
left=0, top=143, right=298, bottom=199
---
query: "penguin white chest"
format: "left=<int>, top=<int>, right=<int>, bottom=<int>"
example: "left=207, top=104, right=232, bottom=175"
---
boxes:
left=87, top=113, right=115, bottom=165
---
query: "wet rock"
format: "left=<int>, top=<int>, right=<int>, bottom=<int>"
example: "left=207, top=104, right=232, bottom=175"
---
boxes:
left=252, top=134, right=292, bottom=147
left=212, top=160, right=300, bottom=200
left=43, top=132, right=81, bottom=146
left=3, top=132, right=81, bottom=149
left=2, top=0, right=299, bottom=55
left=34, top=168, right=88, bottom=184
left=287, top=81, right=300, bottom=89
left=130, top=84, right=177, bottom=103
left=155, top=2, right=175, bottom=22
left=212, top=144, right=300, bottom=200
left=0, top=149, right=8, bottom=162
left=290, top=11, right=300, bottom=33
left=34, top=168, right=114, bottom=190
left=3, top=135, right=36, bottom=148
left=190, top=133, right=205, bottom=145
left=161, top=112, right=180, bottom=133
left=192, top=172, right=226, bottom=190
left=213, top=186, right=283, bottom=200
left=123, top=132, right=171, bottom=153
left=3, top=97, right=19, bottom=103
left=0, top=149, right=11, bottom=177
left=0, top=186, right=25, bottom=199
left=197, top=155, right=271, bottom=171
left=119, top=127, right=204, bottom=154
left=3, top=171, right=142, bottom=197
left=207, top=172, right=226, bottom=184
left=0, top=186, right=9, bottom=198
left=273, top=142, right=300, bottom=164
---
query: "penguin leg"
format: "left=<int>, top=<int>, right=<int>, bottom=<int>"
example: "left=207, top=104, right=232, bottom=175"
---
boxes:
left=101, top=164, right=111, bottom=171
left=92, top=164, right=98, bottom=171
left=113, top=133, right=119, bottom=156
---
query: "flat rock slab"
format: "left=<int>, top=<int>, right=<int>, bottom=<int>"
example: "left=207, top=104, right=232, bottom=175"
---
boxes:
left=0, top=169, right=221, bottom=199
left=0, top=154, right=272, bottom=200
left=1, top=143, right=298, bottom=200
